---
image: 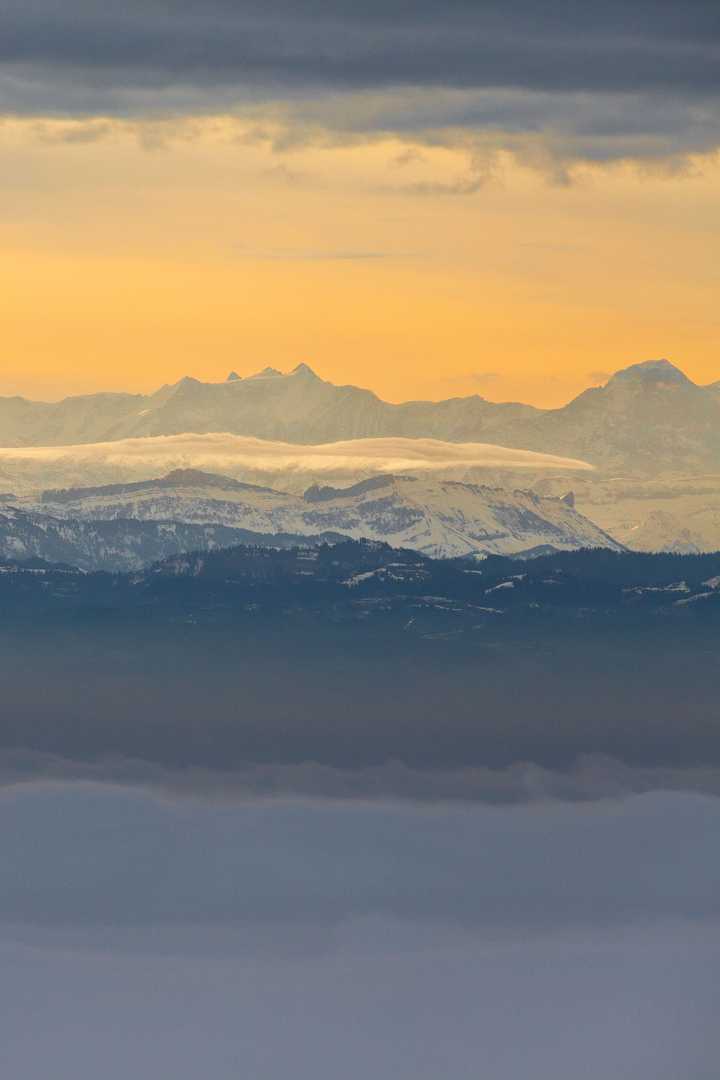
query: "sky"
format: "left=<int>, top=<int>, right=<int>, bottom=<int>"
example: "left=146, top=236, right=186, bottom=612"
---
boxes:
left=2, top=1, right=720, bottom=405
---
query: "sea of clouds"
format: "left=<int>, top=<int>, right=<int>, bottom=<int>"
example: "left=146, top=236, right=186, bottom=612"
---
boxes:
left=1, top=781, right=717, bottom=1079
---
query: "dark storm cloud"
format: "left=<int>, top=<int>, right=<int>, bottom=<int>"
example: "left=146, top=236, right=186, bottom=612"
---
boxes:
left=0, top=2, right=716, bottom=109
left=2, top=1, right=719, bottom=97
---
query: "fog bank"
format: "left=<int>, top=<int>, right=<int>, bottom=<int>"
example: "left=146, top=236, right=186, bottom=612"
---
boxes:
left=0, top=785, right=717, bottom=1080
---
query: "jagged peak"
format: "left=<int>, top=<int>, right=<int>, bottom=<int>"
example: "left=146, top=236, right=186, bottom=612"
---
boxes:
left=608, top=359, right=694, bottom=388
left=158, top=375, right=204, bottom=400
left=226, top=371, right=241, bottom=382
left=247, top=366, right=283, bottom=379
left=291, top=362, right=319, bottom=379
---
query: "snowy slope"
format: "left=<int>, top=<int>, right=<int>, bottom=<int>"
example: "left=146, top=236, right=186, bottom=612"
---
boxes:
left=590, top=504, right=720, bottom=555
left=36, top=470, right=621, bottom=558
left=526, top=472, right=720, bottom=555
left=0, top=504, right=345, bottom=572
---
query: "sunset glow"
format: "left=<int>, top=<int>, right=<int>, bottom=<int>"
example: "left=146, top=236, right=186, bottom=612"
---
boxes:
left=3, top=115, right=720, bottom=406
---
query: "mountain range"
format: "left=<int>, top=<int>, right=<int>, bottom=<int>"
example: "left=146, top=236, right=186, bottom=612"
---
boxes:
left=6, top=539, right=718, bottom=620
left=0, top=503, right=347, bottom=572
left=2, top=359, right=719, bottom=473
left=28, top=468, right=620, bottom=561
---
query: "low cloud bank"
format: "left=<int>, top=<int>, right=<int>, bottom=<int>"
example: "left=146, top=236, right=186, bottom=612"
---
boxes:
left=3, top=750, right=720, bottom=805
left=1, top=782, right=719, bottom=931
left=0, top=783, right=717, bottom=1079
left=0, top=433, right=592, bottom=493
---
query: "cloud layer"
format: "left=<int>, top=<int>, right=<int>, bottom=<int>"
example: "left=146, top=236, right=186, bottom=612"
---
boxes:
left=5, top=750, right=720, bottom=806
left=2, top=783, right=719, bottom=930
left=4, top=1, right=719, bottom=98
left=0, top=784, right=718, bottom=1079
left=0, top=433, right=592, bottom=493
left=3, top=1, right=720, bottom=167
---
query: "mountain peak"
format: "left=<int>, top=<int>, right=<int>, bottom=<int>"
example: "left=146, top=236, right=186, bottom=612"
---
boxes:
left=608, top=359, right=694, bottom=388
left=168, top=376, right=203, bottom=397
left=291, top=362, right=318, bottom=379
left=247, top=367, right=283, bottom=379
left=226, top=371, right=241, bottom=382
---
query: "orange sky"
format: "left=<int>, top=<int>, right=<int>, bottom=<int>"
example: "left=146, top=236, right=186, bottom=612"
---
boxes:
left=2, top=117, right=719, bottom=407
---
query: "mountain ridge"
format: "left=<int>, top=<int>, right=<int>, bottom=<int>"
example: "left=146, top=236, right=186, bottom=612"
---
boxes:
left=2, top=359, right=718, bottom=473
left=30, top=469, right=622, bottom=560
left=0, top=503, right=348, bottom=572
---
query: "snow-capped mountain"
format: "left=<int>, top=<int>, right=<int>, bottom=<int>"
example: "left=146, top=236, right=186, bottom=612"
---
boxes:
left=3, top=358, right=719, bottom=473
left=0, top=364, right=536, bottom=448
left=35, top=469, right=622, bottom=559
left=506, top=360, right=720, bottom=473
left=525, top=471, right=720, bottom=555
left=588, top=502, right=720, bottom=555
left=0, top=504, right=345, bottom=572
